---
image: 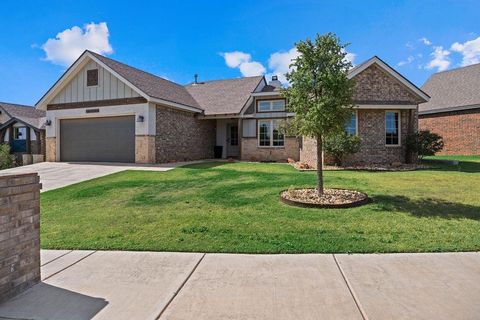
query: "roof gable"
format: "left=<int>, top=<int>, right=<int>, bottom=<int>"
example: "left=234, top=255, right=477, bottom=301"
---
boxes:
left=0, top=102, right=45, bottom=129
left=89, top=52, right=201, bottom=109
left=48, top=59, right=142, bottom=106
left=420, top=63, right=480, bottom=113
left=349, top=56, right=429, bottom=104
left=185, top=76, right=263, bottom=115
left=36, top=51, right=202, bottom=112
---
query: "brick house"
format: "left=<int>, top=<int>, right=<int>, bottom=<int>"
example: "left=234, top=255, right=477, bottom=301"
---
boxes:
left=35, top=51, right=428, bottom=165
left=419, top=63, right=480, bottom=155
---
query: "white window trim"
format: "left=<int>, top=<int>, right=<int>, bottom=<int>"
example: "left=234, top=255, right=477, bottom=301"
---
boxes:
left=385, top=110, right=401, bottom=147
left=257, top=100, right=286, bottom=112
left=257, top=119, right=285, bottom=148
left=346, top=110, right=358, bottom=135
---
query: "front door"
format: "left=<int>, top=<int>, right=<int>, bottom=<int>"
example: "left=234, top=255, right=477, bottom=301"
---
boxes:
left=226, top=123, right=240, bottom=158
left=12, top=127, right=27, bottom=153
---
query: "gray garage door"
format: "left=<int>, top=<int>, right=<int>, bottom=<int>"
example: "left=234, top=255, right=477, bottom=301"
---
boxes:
left=60, top=116, right=135, bottom=163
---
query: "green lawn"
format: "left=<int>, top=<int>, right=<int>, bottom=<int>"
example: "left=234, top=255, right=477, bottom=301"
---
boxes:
left=41, top=157, right=480, bottom=253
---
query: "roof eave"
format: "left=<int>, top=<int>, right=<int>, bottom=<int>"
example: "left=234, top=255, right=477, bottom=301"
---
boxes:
left=419, top=104, right=480, bottom=115
left=0, top=117, right=44, bottom=131
left=149, top=97, right=203, bottom=113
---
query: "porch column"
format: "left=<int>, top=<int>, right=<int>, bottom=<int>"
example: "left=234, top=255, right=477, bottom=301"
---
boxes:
left=0, top=128, right=6, bottom=142
left=34, top=130, right=41, bottom=154
left=26, top=127, right=31, bottom=153
left=238, top=118, right=242, bottom=160
left=8, top=126, right=13, bottom=149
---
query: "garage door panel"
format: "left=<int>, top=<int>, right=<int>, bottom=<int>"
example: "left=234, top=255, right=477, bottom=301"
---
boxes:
left=60, top=116, right=135, bottom=163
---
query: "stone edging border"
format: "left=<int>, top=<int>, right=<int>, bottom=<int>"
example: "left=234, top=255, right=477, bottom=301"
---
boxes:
left=279, top=188, right=371, bottom=209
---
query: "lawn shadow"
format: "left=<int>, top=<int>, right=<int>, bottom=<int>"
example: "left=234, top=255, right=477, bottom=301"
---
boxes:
left=373, top=195, right=480, bottom=221
left=182, top=161, right=230, bottom=169
left=422, top=160, right=480, bottom=173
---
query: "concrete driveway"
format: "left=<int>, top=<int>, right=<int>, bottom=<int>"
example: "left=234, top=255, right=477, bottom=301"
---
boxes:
left=0, top=250, right=478, bottom=320
left=0, top=161, right=198, bottom=192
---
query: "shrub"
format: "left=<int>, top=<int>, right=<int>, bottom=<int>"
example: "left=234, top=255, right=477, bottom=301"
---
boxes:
left=324, top=132, right=361, bottom=166
left=406, top=130, right=444, bottom=160
left=0, top=144, right=15, bottom=169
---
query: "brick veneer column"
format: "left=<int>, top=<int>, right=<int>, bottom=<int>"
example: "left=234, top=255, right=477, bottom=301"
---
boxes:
left=0, top=173, right=41, bottom=303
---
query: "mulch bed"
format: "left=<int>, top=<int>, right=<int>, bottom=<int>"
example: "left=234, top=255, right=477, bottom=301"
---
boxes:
left=280, top=188, right=370, bottom=209
left=292, top=162, right=428, bottom=172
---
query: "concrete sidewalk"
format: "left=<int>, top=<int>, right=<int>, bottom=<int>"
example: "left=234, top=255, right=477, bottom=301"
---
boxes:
left=0, top=250, right=478, bottom=320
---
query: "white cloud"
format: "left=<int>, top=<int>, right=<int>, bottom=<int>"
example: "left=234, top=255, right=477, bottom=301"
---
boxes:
left=426, top=46, right=451, bottom=71
left=222, top=47, right=355, bottom=84
left=397, top=55, right=415, bottom=66
left=238, top=61, right=266, bottom=77
left=451, top=36, right=480, bottom=66
left=267, top=48, right=300, bottom=83
left=419, top=37, right=432, bottom=46
left=42, top=22, right=113, bottom=66
left=221, top=51, right=265, bottom=76
left=344, top=51, right=356, bottom=65
left=222, top=51, right=251, bottom=68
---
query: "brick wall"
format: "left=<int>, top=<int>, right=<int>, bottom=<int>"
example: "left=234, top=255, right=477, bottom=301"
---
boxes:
left=419, top=108, right=480, bottom=155
left=0, top=173, right=41, bottom=303
left=298, top=63, right=421, bottom=167
left=353, top=64, right=423, bottom=104
left=155, top=105, right=216, bottom=163
left=241, top=137, right=300, bottom=162
left=300, top=109, right=414, bottom=167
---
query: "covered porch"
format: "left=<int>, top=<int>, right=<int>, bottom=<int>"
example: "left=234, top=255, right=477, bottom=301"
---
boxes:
left=0, top=118, right=45, bottom=165
left=215, top=118, right=241, bottom=159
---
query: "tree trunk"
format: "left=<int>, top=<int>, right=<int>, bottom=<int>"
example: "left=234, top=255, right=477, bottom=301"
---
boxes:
left=316, top=135, right=324, bottom=196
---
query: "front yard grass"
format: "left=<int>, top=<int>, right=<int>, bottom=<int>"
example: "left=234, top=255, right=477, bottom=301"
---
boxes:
left=41, top=158, right=480, bottom=253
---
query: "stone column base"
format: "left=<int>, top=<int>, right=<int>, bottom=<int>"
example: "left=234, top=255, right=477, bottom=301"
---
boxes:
left=135, top=135, right=156, bottom=164
left=46, top=137, right=56, bottom=162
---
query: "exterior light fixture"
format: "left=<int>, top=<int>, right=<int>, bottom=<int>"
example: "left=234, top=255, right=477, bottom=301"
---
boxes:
left=45, top=119, right=52, bottom=126
left=137, top=115, right=144, bottom=123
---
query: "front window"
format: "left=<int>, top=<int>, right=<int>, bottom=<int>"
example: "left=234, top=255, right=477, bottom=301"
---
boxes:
left=345, top=112, right=357, bottom=135
left=229, top=125, right=238, bottom=146
left=385, top=111, right=400, bottom=145
left=14, top=127, right=27, bottom=140
left=258, top=119, right=284, bottom=147
left=258, top=100, right=286, bottom=112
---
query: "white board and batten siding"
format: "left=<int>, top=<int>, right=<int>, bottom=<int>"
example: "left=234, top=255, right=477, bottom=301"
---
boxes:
left=51, top=60, right=141, bottom=104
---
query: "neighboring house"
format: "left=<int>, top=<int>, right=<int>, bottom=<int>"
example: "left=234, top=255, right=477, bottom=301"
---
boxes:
left=419, top=63, right=480, bottom=155
left=35, top=51, right=428, bottom=166
left=0, top=102, right=46, bottom=164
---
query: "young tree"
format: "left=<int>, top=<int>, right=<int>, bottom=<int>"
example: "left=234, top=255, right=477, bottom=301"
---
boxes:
left=283, top=33, right=355, bottom=195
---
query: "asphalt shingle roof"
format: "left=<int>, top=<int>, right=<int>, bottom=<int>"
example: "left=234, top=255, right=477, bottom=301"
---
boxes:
left=0, top=102, right=46, bottom=129
left=420, top=63, right=480, bottom=113
left=185, top=76, right=263, bottom=115
left=89, top=51, right=201, bottom=109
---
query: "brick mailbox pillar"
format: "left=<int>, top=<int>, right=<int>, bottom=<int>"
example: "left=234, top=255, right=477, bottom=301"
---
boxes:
left=0, top=173, right=41, bottom=303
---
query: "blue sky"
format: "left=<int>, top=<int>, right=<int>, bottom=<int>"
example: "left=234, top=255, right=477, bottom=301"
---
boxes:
left=1, top=0, right=479, bottom=105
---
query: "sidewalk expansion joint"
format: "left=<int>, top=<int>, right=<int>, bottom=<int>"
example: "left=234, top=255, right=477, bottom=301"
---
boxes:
left=43, top=251, right=97, bottom=281
left=332, top=254, right=369, bottom=320
left=155, top=253, right=206, bottom=319
left=41, top=250, right=73, bottom=267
